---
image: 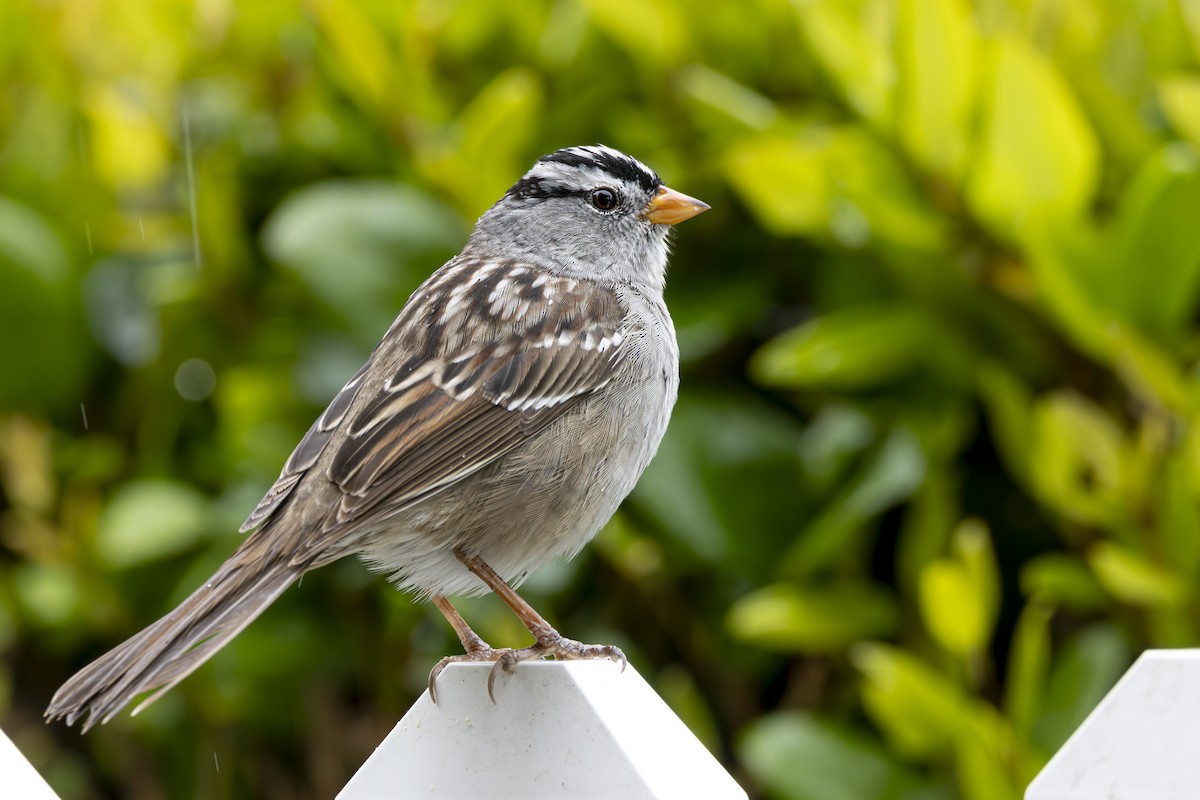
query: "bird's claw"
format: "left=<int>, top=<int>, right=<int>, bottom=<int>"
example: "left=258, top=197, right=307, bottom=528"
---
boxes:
left=430, top=635, right=626, bottom=704
left=427, top=646, right=498, bottom=704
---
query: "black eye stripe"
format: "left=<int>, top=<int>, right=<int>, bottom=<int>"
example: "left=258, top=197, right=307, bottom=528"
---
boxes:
left=507, top=179, right=622, bottom=207
left=508, top=177, right=578, bottom=200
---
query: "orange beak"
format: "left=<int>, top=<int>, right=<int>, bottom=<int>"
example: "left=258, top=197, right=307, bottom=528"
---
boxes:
left=644, top=185, right=710, bottom=225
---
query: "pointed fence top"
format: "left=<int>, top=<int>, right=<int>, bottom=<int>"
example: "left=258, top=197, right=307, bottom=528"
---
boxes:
left=338, top=660, right=747, bottom=800
left=1, top=726, right=61, bottom=800
left=1027, top=649, right=1200, bottom=800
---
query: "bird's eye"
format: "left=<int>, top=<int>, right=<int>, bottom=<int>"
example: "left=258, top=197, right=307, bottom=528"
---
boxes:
left=590, top=188, right=617, bottom=211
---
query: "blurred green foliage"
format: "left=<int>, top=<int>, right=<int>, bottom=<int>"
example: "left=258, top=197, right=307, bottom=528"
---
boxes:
left=3, top=0, right=1200, bottom=797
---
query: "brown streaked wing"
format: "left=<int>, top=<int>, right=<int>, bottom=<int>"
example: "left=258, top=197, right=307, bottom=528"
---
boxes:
left=318, top=276, right=628, bottom=532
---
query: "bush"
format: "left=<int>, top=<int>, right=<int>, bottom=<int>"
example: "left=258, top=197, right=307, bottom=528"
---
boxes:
left=3, top=1, right=1199, bottom=797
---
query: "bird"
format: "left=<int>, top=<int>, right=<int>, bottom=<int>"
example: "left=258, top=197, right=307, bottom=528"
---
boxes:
left=45, top=144, right=709, bottom=730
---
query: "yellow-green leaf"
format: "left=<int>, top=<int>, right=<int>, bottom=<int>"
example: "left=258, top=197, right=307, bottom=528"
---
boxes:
left=1030, top=392, right=1132, bottom=527
left=581, top=0, right=685, bottom=66
left=793, top=0, right=895, bottom=129
left=1100, top=143, right=1200, bottom=338
left=724, top=133, right=832, bottom=236
left=96, top=479, right=212, bottom=569
left=917, top=520, right=999, bottom=658
left=896, top=0, right=977, bottom=180
left=853, top=643, right=972, bottom=758
left=1020, top=554, right=1107, bottom=611
left=967, top=37, right=1099, bottom=241
left=426, top=68, right=544, bottom=212
left=1004, top=597, right=1054, bottom=738
left=1159, top=75, right=1200, bottom=149
left=751, top=303, right=935, bottom=390
left=1088, top=542, right=1189, bottom=607
left=920, top=559, right=987, bottom=656
left=728, top=582, right=899, bottom=654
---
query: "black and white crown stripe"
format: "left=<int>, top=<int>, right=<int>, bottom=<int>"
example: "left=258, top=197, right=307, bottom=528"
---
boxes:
left=508, top=145, right=662, bottom=202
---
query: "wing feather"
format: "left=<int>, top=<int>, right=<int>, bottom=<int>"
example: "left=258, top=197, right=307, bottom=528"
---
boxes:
left=240, top=258, right=629, bottom=545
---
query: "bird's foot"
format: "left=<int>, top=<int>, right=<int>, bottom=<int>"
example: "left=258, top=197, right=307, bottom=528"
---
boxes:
left=485, top=630, right=625, bottom=702
left=428, top=643, right=500, bottom=704
left=427, top=630, right=625, bottom=704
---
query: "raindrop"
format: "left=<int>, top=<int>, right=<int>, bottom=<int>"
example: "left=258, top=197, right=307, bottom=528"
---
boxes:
left=174, top=358, right=216, bottom=402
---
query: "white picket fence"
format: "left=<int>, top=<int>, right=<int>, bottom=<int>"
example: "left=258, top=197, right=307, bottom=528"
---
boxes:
left=7, top=660, right=747, bottom=799
left=1025, top=649, right=1200, bottom=799
left=15, top=651, right=1197, bottom=799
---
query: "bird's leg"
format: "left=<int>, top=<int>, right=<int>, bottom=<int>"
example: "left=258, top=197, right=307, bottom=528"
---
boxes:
left=433, top=595, right=492, bottom=655
left=453, top=547, right=626, bottom=698
left=427, top=595, right=498, bottom=703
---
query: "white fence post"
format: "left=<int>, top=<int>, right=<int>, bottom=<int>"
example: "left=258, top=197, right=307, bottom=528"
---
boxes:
left=1, top=727, right=62, bottom=800
left=338, top=660, right=748, bottom=799
left=1026, top=649, right=1200, bottom=799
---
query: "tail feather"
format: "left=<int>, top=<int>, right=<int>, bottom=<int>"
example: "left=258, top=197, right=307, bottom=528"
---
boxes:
left=46, top=538, right=303, bottom=731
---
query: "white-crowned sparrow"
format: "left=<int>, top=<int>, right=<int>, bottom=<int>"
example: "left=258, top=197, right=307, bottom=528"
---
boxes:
left=46, top=145, right=708, bottom=730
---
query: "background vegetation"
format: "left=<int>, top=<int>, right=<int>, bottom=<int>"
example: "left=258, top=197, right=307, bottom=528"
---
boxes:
left=4, top=0, right=1200, bottom=797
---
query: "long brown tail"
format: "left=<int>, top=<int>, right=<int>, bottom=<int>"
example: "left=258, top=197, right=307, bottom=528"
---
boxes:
left=45, top=534, right=305, bottom=731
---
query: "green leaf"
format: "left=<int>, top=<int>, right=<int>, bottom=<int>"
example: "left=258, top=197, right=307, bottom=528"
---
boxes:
left=896, top=0, right=977, bottom=180
left=1025, top=223, right=1114, bottom=360
left=1004, top=597, right=1054, bottom=738
left=309, top=0, right=393, bottom=113
left=13, top=562, right=82, bottom=627
left=581, top=0, right=686, bottom=66
left=798, top=404, right=876, bottom=493
left=1029, top=392, right=1133, bottom=527
left=1157, top=454, right=1200, bottom=578
left=856, top=644, right=1031, bottom=793
left=1183, top=3, right=1200, bottom=63
left=954, top=519, right=1000, bottom=625
left=740, top=712, right=948, bottom=800
left=976, top=363, right=1034, bottom=486
left=1087, top=542, right=1189, bottom=608
left=728, top=582, right=899, bottom=653
left=1098, top=143, right=1200, bottom=338
left=783, top=426, right=927, bottom=575
left=955, top=727, right=1024, bottom=800
left=752, top=303, right=936, bottom=390
left=1020, top=554, right=1107, bottom=611
left=1033, top=624, right=1129, bottom=752
left=447, top=67, right=544, bottom=209
left=1158, top=74, right=1200, bottom=150
left=793, top=0, right=895, bottom=128
left=828, top=129, right=947, bottom=252
left=918, top=521, right=999, bottom=658
left=261, top=181, right=463, bottom=338
left=680, top=65, right=778, bottom=131
left=95, top=479, right=213, bottom=569
left=0, top=197, right=87, bottom=409
left=724, top=133, right=832, bottom=236
left=896, top=468, right=959, bottom=598
left=725, top=129, right=944, bottom=251
left=1025, top=227, right=1190, bottom=411
left=967, top=37, right=1099, bottom=241
left=853, top=643, right=973, bottom=759
left=919, top=560, right=987, bottom=657
left=1107, top=325, right=1190, bottom=413
left=631, top=393, right=806, bottom=569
